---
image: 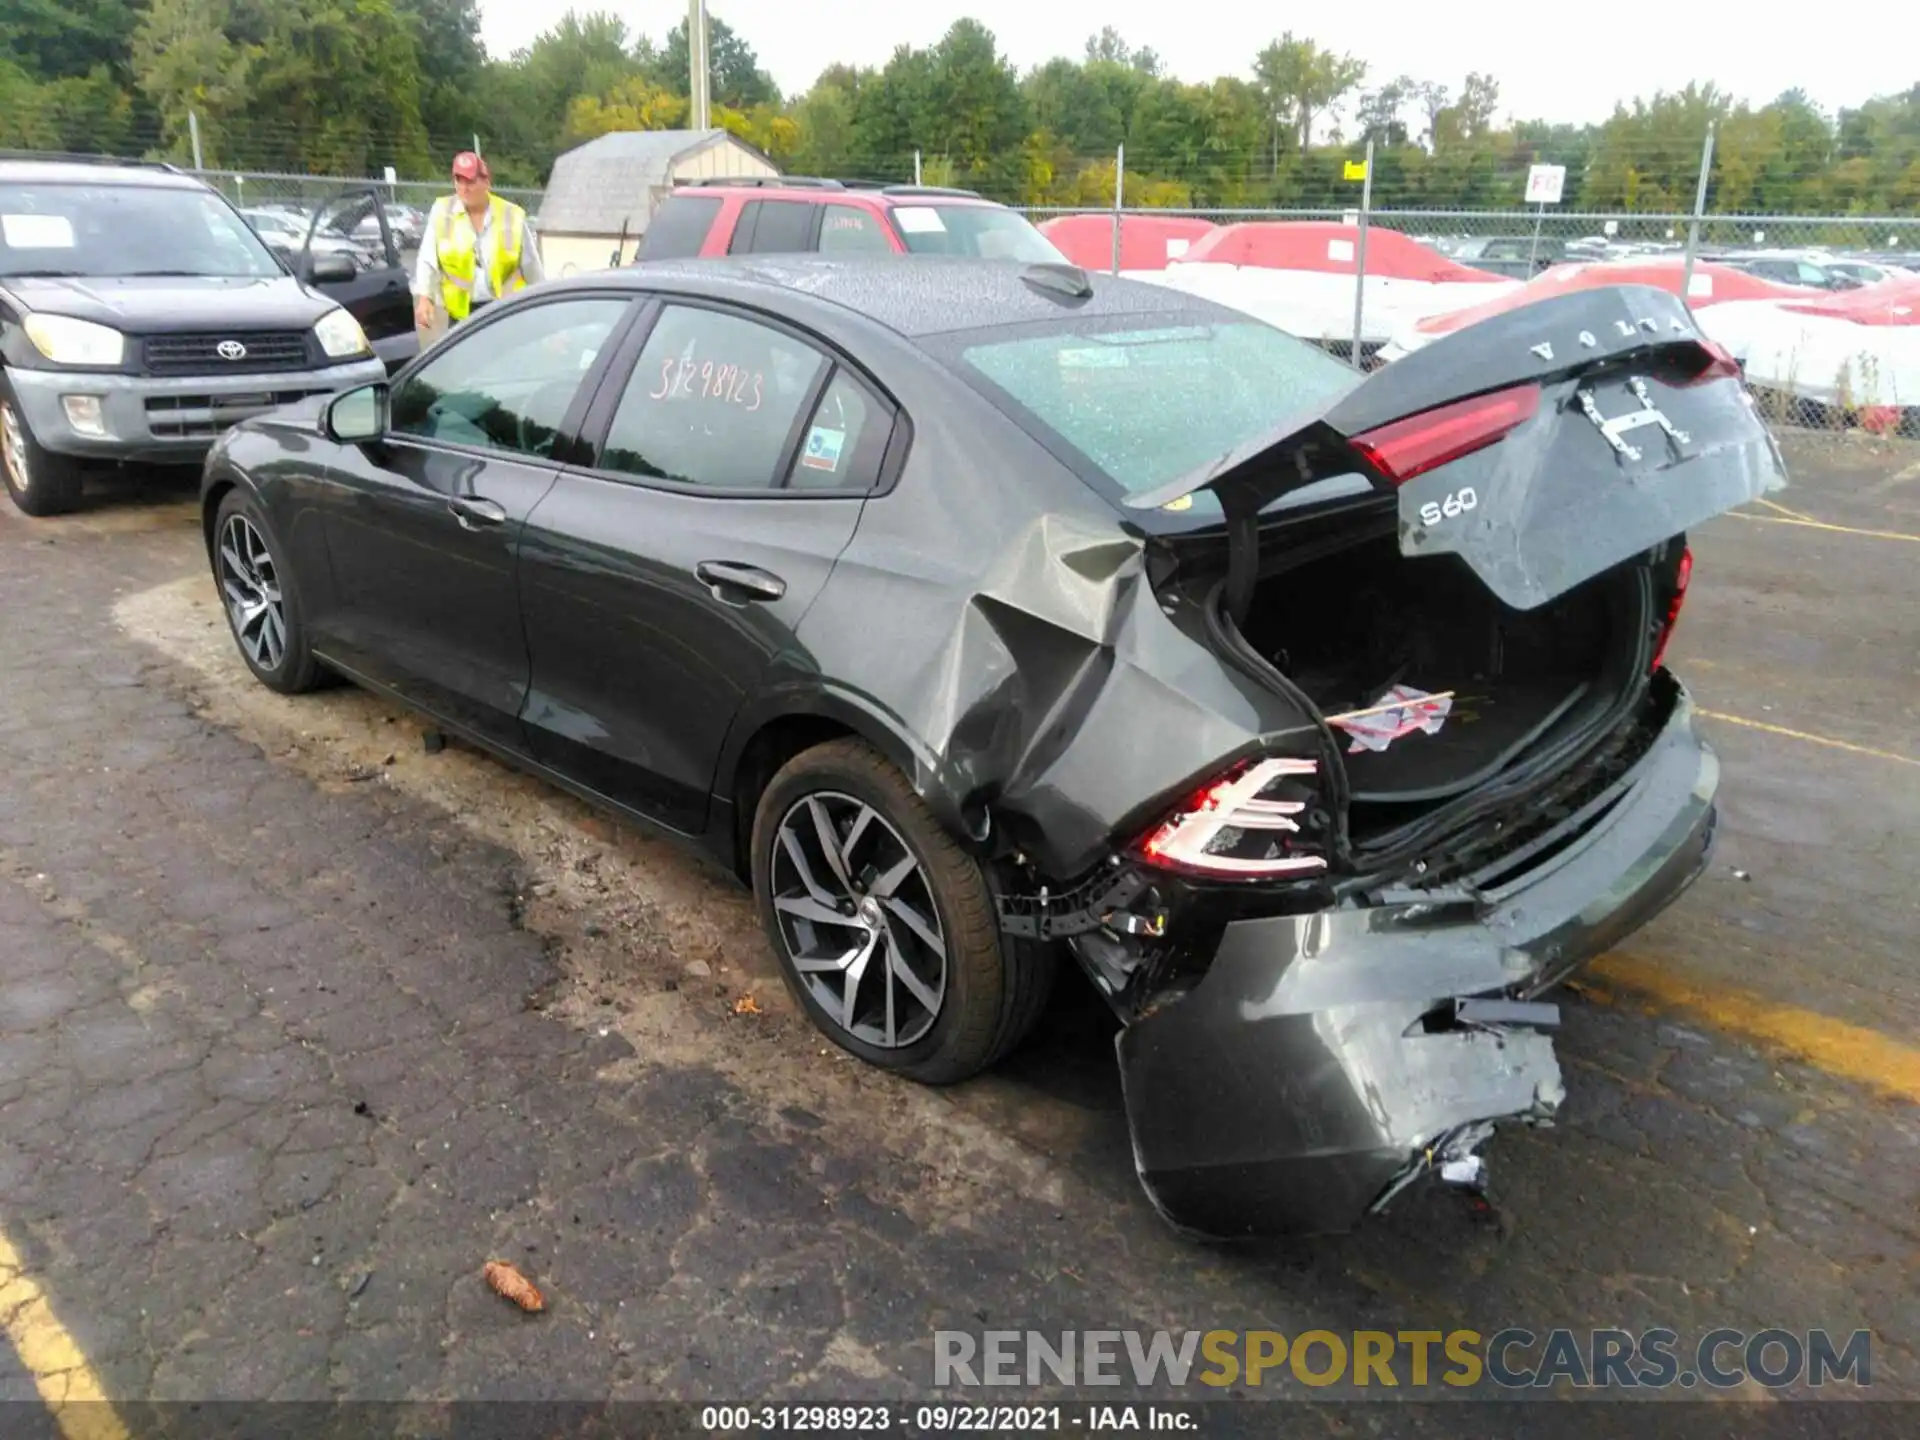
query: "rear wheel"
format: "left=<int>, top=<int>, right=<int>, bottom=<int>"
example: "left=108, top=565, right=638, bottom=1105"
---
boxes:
left=750, top=738, right=1054, bottom=1085
left=0, top=380, right=85, bottom=517
left=211, top=487, right=325, bottom=694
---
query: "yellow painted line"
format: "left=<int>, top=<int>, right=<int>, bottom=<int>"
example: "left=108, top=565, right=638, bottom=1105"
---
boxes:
left=1697, top=709, right=1920, bottom=768
left=0, top=1231, right=127, bottom=1440
left=1592, top=953, right=1920, bottom=1104
left=1755, top=496, right=1816, bottom=521
left=1726, top=510, right=1920, bottom=544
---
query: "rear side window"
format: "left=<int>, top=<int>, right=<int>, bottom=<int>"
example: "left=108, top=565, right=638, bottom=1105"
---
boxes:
left=638, top=195, right=721, bottom=260
left=785, top=368, right=890, bottom=490
left=731, top=200, right=816, bottom=255
left=946, top=320, right=1358, bottom=502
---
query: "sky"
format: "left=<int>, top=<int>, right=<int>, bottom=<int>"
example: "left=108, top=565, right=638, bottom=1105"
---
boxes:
left=475, top=2, right=1913, bottom=131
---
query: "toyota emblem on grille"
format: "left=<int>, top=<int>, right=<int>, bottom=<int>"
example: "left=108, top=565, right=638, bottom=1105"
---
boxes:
left=216, top=340, right=248, bottom=361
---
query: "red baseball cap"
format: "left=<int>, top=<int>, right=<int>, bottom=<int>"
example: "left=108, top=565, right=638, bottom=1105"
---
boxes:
left=451, top=151, right=488, bottom=181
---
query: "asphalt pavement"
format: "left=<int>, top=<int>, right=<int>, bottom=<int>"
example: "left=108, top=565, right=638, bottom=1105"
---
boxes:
left=0, top=432, right=1914, bottom=1435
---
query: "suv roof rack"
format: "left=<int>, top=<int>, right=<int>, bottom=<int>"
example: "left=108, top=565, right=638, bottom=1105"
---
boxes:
left=673, top=175, right=987, bottom=201
left=678, top=175, right=847, bottom=190
left=0, top=149, right=186, bottom=174
left=855, top=183, right=985, bottom=200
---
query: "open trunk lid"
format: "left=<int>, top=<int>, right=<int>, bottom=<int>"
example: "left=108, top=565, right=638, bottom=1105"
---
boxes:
left=1129, top=284, right=1788, bottom=616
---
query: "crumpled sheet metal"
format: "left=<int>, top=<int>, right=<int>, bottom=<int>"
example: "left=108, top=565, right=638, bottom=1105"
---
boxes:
left=1116, top=690, right=1720, bottom=1237
left=1115, top=896, right=1570, bottom=1240
left=815, top=501, right=1294, bottom=878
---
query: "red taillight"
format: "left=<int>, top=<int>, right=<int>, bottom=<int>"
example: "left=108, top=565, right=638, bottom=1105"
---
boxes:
left=1650, top=545, right=1693, bottom=672
left=1679, top=339, right=1743, bottom=385
left=1137, top=757, right=1328, bottom=879
left=1350, top=383, right=1541, bottom=485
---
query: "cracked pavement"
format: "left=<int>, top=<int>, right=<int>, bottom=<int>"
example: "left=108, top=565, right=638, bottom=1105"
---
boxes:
left=0, top=437, right=1914, bottom=1427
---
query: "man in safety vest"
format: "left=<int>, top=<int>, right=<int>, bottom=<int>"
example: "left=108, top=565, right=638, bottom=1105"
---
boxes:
left=412, top=150, right=545, bottom=331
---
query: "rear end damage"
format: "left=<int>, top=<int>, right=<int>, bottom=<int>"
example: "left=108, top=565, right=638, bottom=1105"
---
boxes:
left=998, top=284, right=1778, bottom=1238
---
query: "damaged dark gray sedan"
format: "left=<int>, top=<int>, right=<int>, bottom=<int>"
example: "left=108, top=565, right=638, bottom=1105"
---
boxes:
left=198, top=254, right=1786, bottom=1238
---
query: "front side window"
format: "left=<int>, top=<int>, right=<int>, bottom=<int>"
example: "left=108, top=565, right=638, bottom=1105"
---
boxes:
left=598, top=304, right=829, bottom=490
left=943, top=317, right=1360, bottom=518
left=389, top=298, right=629, bottom=458
left=0, top=182, right=282, bottom=279
left=818, top=205, right=892, bottom=254
left=886, top=205, right=1066, bottom=263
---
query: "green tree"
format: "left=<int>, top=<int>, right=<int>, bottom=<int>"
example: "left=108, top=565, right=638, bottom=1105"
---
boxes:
left=392, top=0, right=487, bottom=146
left=650, top=14, right=779, bottom=109
left=0, top=0, right=143, bottom=79
left=1254, top=33, right=1367, bottom=156
left=1356, top=77, right=1413, bottom=147
left=129, top=0, right=258, bottom=164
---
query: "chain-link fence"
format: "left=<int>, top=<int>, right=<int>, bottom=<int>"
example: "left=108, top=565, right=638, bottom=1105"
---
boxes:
left=187, top=169, right=545, bottom=216
left=4, top=130, right=1914, bottom=442
left=1008, top=186, right=1920, bottom=441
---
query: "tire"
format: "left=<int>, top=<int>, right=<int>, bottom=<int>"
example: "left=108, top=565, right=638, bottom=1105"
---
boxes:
left=750, top=738, right=1056, bottom=1085
left=210, top=487, right=326, bottom=694
left=0, top=379, right=85, bottom=517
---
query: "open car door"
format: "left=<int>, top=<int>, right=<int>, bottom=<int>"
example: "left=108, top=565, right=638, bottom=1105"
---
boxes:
left=301, top=186, right=418, bottom=374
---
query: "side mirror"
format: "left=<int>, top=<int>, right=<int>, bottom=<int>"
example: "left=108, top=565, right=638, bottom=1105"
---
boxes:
left=322, top=382, right=388, bottom=444
left=308, top=251, right=357, bottom=285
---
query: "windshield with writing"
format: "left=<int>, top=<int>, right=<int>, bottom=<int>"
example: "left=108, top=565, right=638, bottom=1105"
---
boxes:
left=887, top=205, right=1066, bottom=264
left=0, top=182, right=282, bottom=280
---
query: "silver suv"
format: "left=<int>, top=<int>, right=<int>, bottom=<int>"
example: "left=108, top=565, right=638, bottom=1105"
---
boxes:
left=0, top=155, right=398, bottom=515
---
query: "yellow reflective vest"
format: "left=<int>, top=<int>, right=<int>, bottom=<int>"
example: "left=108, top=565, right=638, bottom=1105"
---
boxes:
left=430, top=193, right=528, bottom=321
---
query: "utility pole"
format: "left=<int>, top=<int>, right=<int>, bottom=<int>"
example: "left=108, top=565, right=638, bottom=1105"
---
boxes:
left=688, top=0, right=711, bottom=130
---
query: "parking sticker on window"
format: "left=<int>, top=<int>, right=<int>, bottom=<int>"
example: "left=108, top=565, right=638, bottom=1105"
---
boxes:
left=2, top=214, right=75, bottom=248
left=892, top=207, right=946, bottom=234
left=801, top=425, right=846, bottom=471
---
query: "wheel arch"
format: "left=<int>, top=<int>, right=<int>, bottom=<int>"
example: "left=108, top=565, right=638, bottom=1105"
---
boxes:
left=716, top=687, right=953, bottom=883
left=199, top=459, right=262, bottom=563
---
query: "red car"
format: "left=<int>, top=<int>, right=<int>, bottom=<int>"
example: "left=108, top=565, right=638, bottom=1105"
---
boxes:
left=635, top=177, right=1069, bottom=265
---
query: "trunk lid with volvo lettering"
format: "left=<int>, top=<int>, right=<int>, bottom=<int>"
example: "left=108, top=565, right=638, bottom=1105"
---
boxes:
left=1129, top=283, right=1787, bottom=613
left=1125, top=283, right=1786, bottom=879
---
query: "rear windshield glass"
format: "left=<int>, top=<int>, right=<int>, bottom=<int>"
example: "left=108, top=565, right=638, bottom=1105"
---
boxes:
left=949, top=318, right=1360, bottom=512
left=0, top=182, right=281, bottom=279
left=887, top=205, right=1065, bottom=264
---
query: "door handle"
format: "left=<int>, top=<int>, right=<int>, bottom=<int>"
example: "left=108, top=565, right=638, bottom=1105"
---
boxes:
left=697, top=560, right=786, bottom=603
left=448, top=495, right=508, bottom=530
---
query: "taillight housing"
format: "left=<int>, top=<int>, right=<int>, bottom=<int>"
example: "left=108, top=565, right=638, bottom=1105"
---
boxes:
left=1650, top=545, right=1692, bottom=672
left=1136, top=757, right=1328, bottom=879
left=1679, top=339, right=1742, bottom=385
left=1350, top=382, right=1541, bottom=485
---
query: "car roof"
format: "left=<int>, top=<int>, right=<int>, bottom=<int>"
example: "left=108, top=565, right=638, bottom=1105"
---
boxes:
left=599, top=254, right=1228, bottom=339
left=0, top=156, right=208, bottom=190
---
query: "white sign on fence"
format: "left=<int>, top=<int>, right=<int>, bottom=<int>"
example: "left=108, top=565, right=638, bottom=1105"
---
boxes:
left=1525, top=164, right=1566, bottom=205
left=383, top=166, right=397, bottom=185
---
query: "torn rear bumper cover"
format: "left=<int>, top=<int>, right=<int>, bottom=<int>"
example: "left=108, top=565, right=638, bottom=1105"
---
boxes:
left=1115, top=688, right=1720, bottom=1239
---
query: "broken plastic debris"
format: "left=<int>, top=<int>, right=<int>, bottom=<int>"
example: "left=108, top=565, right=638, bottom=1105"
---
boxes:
left=1328, top=685, right=1454, bottom=754
left=482, top=1259, right=545, bottom=1313
left=732, top=994, right=763, bottom=1016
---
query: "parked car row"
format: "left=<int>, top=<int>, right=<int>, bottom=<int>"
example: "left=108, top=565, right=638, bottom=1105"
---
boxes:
left=2, top=153, right=1782, bottom=1244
